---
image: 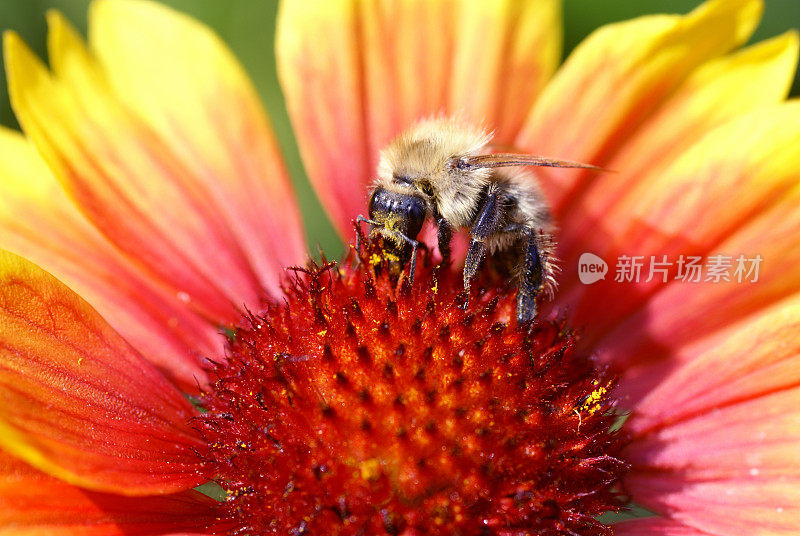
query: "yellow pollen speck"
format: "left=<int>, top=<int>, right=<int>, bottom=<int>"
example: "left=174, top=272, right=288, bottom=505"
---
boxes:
left=359, top=458, right=382, bottom=481
left=317, top=329, right=327, bottom=337
left=579, top=385, right=608, bottom=415
left=381, top=213, right=401, bottom=232
left=369, top=253, right=382, bottom=265
left=383, top=251, right=400, bottom=262
left=77, top=357, right=83, bottom=365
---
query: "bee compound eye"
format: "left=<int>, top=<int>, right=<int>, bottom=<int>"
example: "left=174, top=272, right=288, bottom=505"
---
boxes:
left=368, top=187, right=390, bottom=218
left=368, top=190, right=378, bottom=217
left=404, top=196, right=426, bottom=239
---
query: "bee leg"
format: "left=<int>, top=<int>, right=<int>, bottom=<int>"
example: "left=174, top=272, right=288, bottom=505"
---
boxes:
left=355, top=214, right=383, bottom=257
left=462, top=241, right=485, bottom=309
left=408, top=237, right=420, bottom=283
left=436, top=218, right=452, bottom=263
left=394, top=231, right=424, bottom=283
left=515, top=227, right=545, bottom=324
left=462, top=190, right=502, bottom=309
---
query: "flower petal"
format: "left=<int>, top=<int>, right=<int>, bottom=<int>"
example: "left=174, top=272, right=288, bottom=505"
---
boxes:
left=622, top=296, right=800, bottom=535
left=0, top=126, right=218, bottom=392
left=516, top=0, right=763, bottom=212
left=5, top=15, right=271, bottom=324
left=557, top=31, right=799, bottom=264
left=277, top=0, right=561, bottom=236
left=0, top=250, right=204, bottom=495
left=622, top=292, right=800, bottom=423
left=614, top=518, right=722, bottom=536
left=626, top=474, right=800, bottom=536
left=0, top=450, right=225, bottom=535
left=627, top=388, right=800, bottom=481
left=88, top=0, right=306, bottom=298
left=559, top=101, right=800, bottom=361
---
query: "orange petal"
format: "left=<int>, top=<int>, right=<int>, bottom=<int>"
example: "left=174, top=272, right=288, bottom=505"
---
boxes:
left=627, top=388, right=800, bottom=481
left=277, top=0, right=561, bottom=237
left=600, top=181, right=800, bottom=370
left=557, top=101, right=800, bottom=358
left=88, top=0, right=306, bottom=298
left=614, top=518, right=722, bottom=536
left=0, top=126, right=218, bottom=392
left=621, top=292, right=800, bottom=421
left=516, top=0, right=763, bottom=212
left=0, top=450, right=225, bottom=535
left=626, top=475, right=800, bottom=536
left=621, top=297, right=800, bottom=535
left=5, top=11, right=287, bottom=325
left=558, top=31, right=799, bottom=262
left=0, top=251, right=204, bottom=495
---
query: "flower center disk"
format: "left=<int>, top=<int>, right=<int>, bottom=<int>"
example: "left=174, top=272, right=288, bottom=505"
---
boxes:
left=198, top=250, right=628, bottom=535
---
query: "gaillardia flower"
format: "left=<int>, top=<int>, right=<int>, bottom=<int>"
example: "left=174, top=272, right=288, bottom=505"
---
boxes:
left=0, top=0, right=798, bottom=534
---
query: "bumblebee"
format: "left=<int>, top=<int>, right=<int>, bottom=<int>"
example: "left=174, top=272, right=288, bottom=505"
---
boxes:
left=358, top=117, right=600, bottom=323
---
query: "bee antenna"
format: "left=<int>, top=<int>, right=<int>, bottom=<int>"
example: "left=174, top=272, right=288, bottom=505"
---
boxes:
left=460, top=153, right=611, bottom=173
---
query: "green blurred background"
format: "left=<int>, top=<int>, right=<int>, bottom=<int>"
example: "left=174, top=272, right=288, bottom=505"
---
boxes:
left=1, top=0, right=798, bottom=258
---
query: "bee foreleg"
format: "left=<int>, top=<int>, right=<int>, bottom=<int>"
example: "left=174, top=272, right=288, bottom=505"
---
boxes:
left=462, top=190, right=502, bottom=309
left=394, top=231, right=424, bottom=284
left=355, top=214, right=383, bottom=257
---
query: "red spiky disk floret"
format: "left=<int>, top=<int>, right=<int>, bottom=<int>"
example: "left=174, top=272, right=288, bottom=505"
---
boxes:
left=197, top=241, right=628, bottom=536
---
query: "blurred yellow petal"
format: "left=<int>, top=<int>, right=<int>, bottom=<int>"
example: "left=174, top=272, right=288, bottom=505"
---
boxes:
left=558, top=31, right=799, bottom=278
left=89, top=0, right=305, bottom=294
left=277, top=0, right=368, bottom=239
left=364, top=0, right=561, bottom=148
left=517, top=0, right=763, bottom=211
left=606, top=30, right=797, bottom=194
left=564, top=101, right=800, bottom=363
left=277, top=0, right=561, bottom=237
left=6, top=16, right=266, bottom=323
left=0, top=126, right=218, bottom=392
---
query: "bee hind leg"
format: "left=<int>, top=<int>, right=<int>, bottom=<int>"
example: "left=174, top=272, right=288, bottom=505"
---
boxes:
left=436, top=217, right=453, bottom=264
left=515, top=227, right=547, bottom=325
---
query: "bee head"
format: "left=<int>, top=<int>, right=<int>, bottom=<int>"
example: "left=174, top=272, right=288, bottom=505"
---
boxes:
left=367, top=186, right=427, bottom=263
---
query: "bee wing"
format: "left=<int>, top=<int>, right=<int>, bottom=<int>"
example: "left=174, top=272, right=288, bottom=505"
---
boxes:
left=461, top=153, right=606, bottom=172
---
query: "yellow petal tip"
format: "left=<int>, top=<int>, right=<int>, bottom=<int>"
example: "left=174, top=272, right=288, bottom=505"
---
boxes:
left=2, top=30, right=24, bottom=59
left=3, top=29, right=46, bottom=99
left=770, top=29, right=800, bottom=62
left=783, top=28, right=800, bottom=51
left=44, top=8, right=65, bottom=23
left=691, top=0, right=764, bottom=46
